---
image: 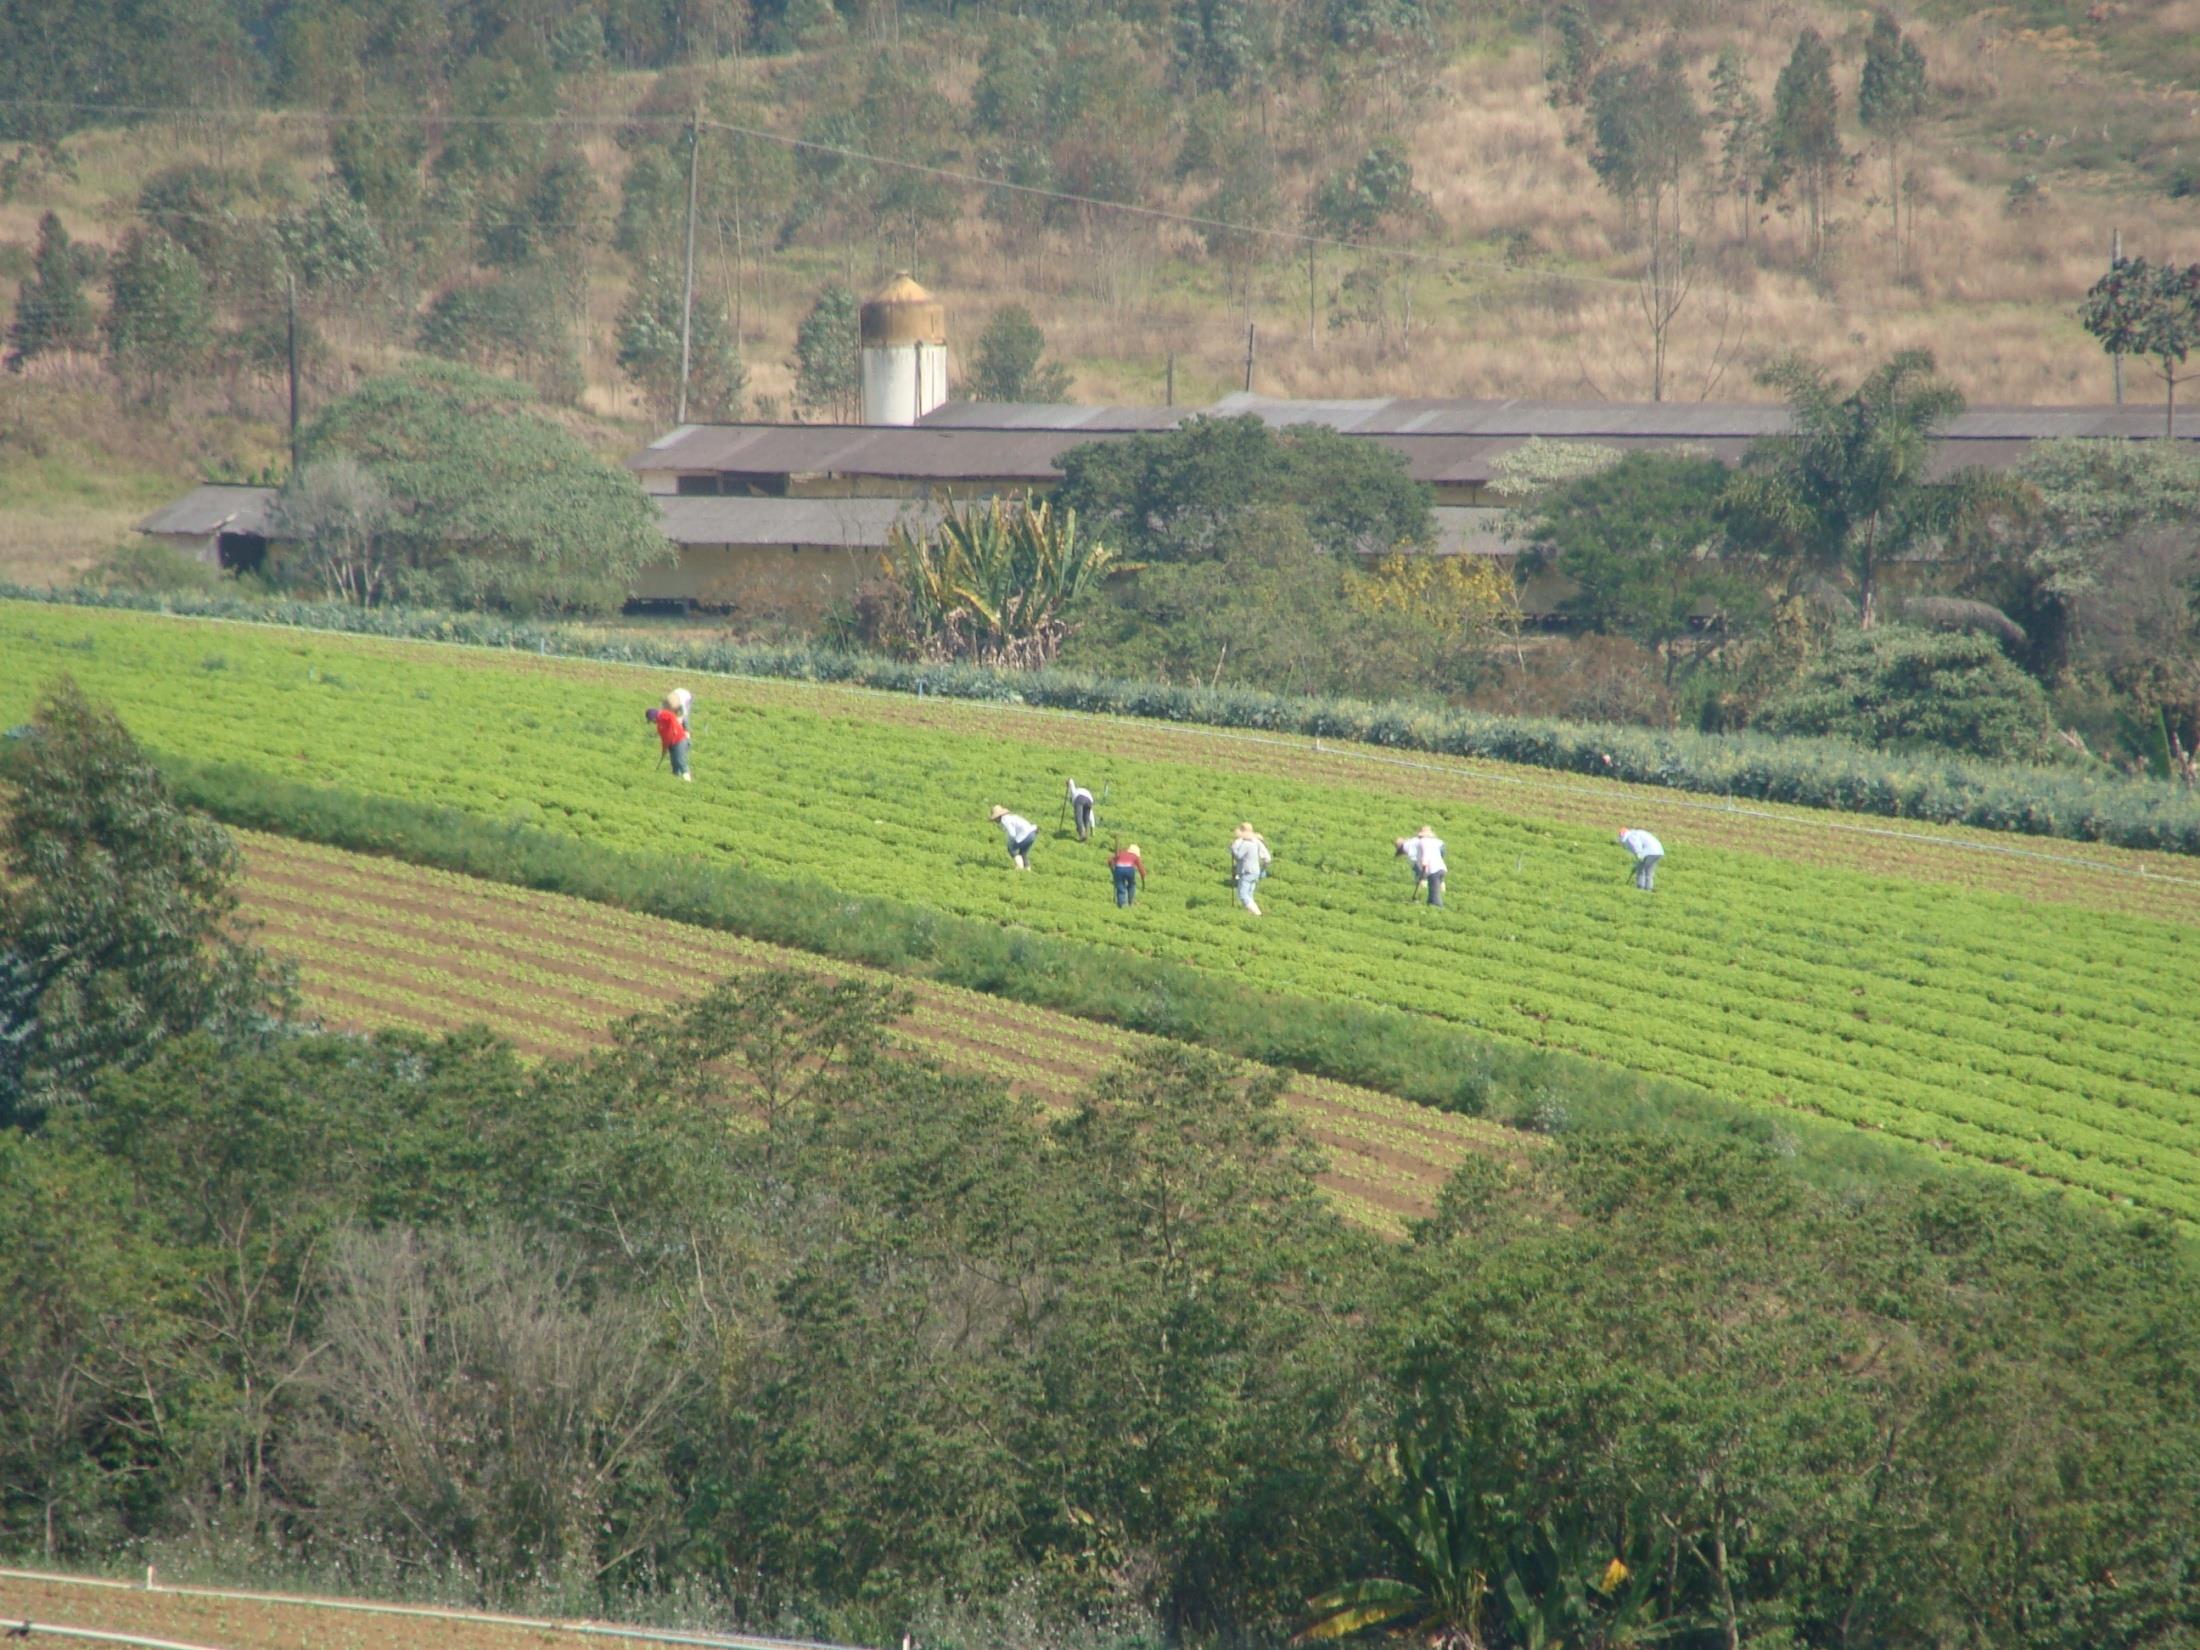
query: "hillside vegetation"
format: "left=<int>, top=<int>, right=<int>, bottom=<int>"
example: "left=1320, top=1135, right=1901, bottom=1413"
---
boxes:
left=3, top=0, right=2197, bottom=589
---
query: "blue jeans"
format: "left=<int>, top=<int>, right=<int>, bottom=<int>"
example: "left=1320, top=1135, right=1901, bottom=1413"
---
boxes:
left=1424, top=869, right=1445, bottom=907
left=1113, top=864, right=1138, bottom=906
left=667, top=739, right=689, bottom=777
left=1633, top=854, right=1660, bottom=891
left=1235, top=873, right=1261, bottom=910
left=1074, top=797, right=1095, bottom=839
left=1009, top=832, right=1037, bottom=863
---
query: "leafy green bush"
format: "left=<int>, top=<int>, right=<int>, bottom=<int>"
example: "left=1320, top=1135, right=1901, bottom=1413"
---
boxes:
left=5, top=584, right=2197, bottom=853
left=1758, top=624, right=2056, bottom=760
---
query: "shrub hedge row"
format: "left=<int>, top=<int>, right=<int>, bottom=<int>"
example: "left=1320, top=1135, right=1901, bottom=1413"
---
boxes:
left=11, top=584, right=2195, bottom=855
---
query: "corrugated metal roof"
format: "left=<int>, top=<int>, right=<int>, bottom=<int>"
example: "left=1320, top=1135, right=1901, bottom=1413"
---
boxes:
left=632, top=425, right=1083, bottom=480
left=135, top=484, right=277, bottom=538
left=917, top=402, right=1190, bottom=432
left=655, top=495, right=935, bottom=547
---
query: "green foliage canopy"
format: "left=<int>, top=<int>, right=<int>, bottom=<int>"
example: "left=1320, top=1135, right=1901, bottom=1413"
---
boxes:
left=4, top=213, right=97, bottom=372
left=299, top=362, right=669, bottom=614
left=0, top=678, right=289, bottom=1127
left=965, top=304, right=1073, bottom=402
left=1757, top=623, right=2053, bottom=759
left=1055, top=414, right=1434, bottom=562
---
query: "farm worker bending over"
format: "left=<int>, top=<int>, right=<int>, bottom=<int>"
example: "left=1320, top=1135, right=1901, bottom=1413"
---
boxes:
left=1110, top=841, right=1146, bottom=907
left=1616, top=827, right=1663, bottom=891
left=644, top=690, right=693, bottom=782
left=990, top=804, right=1039, bottom=870
left=1066, top=778, right=1096, bottom=842
left=1230, top=822, right=1271, bottom=917
left=1395, top=825, right=1447, bottom=907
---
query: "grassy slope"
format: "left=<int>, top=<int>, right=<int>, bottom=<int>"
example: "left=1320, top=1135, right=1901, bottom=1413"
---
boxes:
left=4, top=601, right=2193, bottom=1220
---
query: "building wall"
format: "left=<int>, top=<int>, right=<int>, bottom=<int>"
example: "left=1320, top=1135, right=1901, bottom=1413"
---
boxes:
left=630, top=542, right=879, bottom=617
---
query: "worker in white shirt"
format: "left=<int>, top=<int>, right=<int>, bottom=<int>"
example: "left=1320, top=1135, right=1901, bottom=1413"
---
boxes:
left=1394, top=825, right=1447, bottom=906
left=989, top=804, right=1039, bottom=870
left=1616, top=827, right=1664, bottom=891
left=1230, top=822, right=1272, bottom=915
left=1065, top=778, right=1096, bottom=842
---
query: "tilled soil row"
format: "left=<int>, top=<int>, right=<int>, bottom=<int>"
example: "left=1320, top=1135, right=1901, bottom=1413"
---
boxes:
left=239, top=837, right=1503, bottom=1229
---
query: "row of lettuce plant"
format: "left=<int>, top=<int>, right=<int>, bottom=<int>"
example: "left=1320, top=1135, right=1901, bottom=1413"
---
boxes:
left=8, top=583, right=2195, bottom=855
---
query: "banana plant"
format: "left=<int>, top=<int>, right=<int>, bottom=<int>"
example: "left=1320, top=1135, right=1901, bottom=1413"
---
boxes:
left=886, top=491, right=1118, bottom=668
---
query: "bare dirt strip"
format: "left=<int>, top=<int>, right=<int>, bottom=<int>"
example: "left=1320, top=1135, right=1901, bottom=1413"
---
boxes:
left=236, top=831, right=1516, bottom=1234
left=0, top=1572, right=720, bottom=1650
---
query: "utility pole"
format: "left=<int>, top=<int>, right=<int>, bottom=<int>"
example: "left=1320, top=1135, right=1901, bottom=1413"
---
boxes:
left=1243, top=322, right=1255, bottom=393
left=1306, top=239, right=1316, bottom=344
left=2112, top=227, right=2124, bottom=407
left=1165, top=351, right=1175, bottom=406
left=285, top=272, right=300, bottom=475
left=676, top=109, right=701, bottom=425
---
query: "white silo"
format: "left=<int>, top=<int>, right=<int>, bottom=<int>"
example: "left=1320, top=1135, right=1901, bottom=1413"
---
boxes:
left=859, top=272, right=948, bottom=426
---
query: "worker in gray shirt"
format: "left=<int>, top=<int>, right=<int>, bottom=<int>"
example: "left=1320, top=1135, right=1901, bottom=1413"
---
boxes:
left=1394, top=825, right=1447, bottom=906
left=1616, top=827, right=1664, bottom=891
left=1230, top=822, right=1271, bottom=916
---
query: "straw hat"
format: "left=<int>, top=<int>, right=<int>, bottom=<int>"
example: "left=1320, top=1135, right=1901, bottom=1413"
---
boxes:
left=989, top=805, right=1009, bottom=821
left=1235, top=821, right=1256, bottom=838
left=1126, top=843, right=1141, bottom=857
left=1417, top=824, right=1435, bottom=837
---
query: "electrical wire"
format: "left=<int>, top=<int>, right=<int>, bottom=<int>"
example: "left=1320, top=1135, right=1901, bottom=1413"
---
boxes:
left=0, top=93, right=1958, bottom=320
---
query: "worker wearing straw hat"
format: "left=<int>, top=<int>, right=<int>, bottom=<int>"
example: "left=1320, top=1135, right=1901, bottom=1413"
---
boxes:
left=643, top=688, right=694, bottom=782
left=990, top=804, right=1039, bottom=870
left=1109, top=840, right=1146, bottom=907
left=1229, top=822, right=1271, bottom=916
left=1394, top=825, right=1447, bottom=907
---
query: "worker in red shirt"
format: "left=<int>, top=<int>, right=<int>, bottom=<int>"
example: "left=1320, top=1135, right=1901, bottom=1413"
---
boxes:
left=644, top=688, right=693, bottom=782
left=1109, top=841, right=1145, bottom=907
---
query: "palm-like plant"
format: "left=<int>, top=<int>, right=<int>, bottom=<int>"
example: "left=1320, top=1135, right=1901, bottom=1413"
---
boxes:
left=1722, top=351, right=2015, bottom=630
left=1300, top=1428, right=1499, bottom=1650
left=886, top=492, right=1116, bottom=669
left=1300, top=1425, right=1666, bottom=1650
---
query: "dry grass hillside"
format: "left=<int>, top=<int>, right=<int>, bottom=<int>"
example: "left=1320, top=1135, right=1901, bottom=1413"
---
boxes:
left=1, top=0, right=2196, bottom=583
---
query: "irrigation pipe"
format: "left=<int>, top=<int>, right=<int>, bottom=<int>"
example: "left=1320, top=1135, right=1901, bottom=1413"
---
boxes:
left=0, top=1622, right=229, bottom=1650
left=33, top=604, right=2200, bottom=890
left=0, top=1571, right=862, bottom=1650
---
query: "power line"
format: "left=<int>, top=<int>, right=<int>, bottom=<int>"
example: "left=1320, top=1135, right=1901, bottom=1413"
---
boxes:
left=0, top=94, right=1956, bottom=321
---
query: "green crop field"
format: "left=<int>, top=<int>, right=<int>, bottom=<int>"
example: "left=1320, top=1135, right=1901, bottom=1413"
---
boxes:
left=5, top=601, right=2196, bottom=1220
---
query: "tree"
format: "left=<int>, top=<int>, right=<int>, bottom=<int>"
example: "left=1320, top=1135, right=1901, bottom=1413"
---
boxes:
left=277, top=188, right=385, bottom=295
left=5, top=212, right=97, bottom=372
left=615, top=262, right=745, bottom=422
left=1543, top=3, right=1602, bottom=112
left=791, top=283, right=859, bottom=422
left=1587, top=44, right=1703, bottom=400
left=1523, top=452, right=1747, bottom=683
left=299, top=363, right=671, bottom=615
left=965, top=305, right=1073, bottom=403
left=1857, top=12, right=1928, bottom=279
left=417, top=275, right=582, bottom=401
left=880, top=493, right=1115, bottom=668
left=1722, top=351, right=1979, bottom=630
left=103, top=229, right=212, bottom=401
left=0, top=679, right=291, bottom=1127
left=1055, top=414, right=1432, bottom=562
left=1756, top=624, right=2053, bottom=758
left=2080, top=256, right=2200, bottom=436
left=1999, top=439, right=2200, bottom=681
left=1764, top=29, right=1841, bottom=265
left=269, top=458, right=393, bottom=605
left=1706, top=47, right=1765, bottom=246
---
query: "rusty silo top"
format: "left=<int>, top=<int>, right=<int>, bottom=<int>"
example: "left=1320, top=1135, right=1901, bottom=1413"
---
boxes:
left=860, top=272, right=946, bottom=347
